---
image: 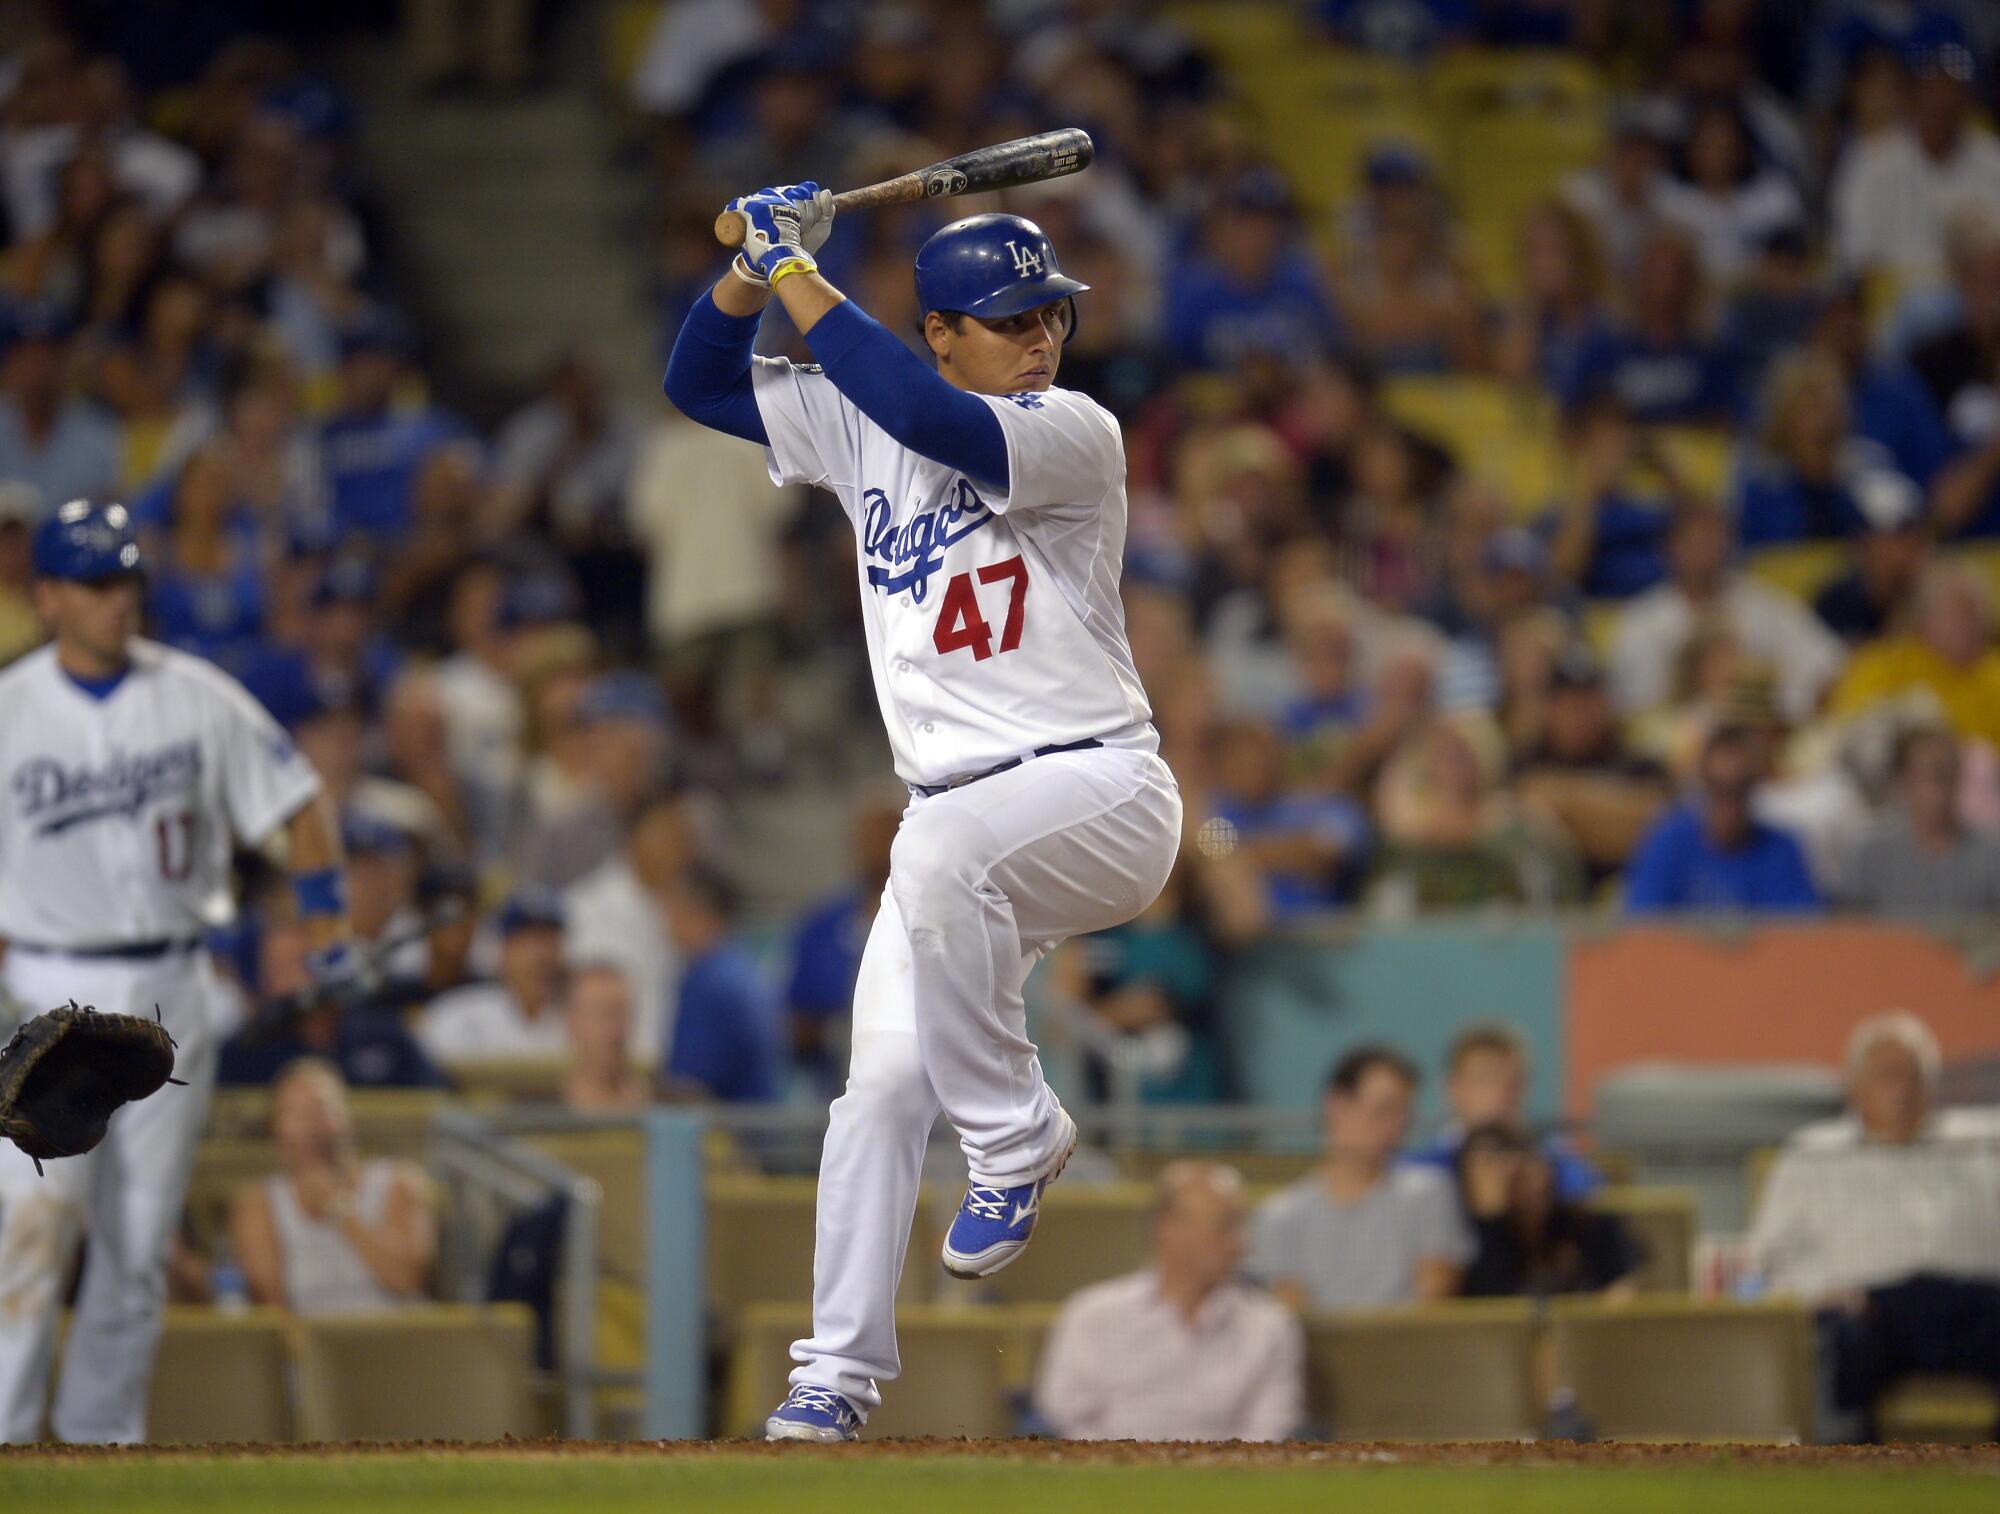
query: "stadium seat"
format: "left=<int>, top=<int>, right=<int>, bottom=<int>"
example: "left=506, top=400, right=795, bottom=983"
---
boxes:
left=1586, top=1186, right=1697, bottom=1292
left=1874, top=1374, right=2000, bottom=1444
left=604, top=0, right=662, bottom=88
left=1304, top=1302, right=1541, bottom=1440
left=1652, top=427, right=1736, bottom=502
left=1161, top=0, right=1303, bottom=72
left=437, top=1058, right=569, bottom=1103
left=1379, top=376, right=1563, bottom=511
left=294, top=1304, right=542, bottom=1442
left=726, top=1303, right=1055, bottom=1439
left=1951, top=545, right=2000, bottom=615
left=951, top=1182, right=1158, bottom=1305
left=523, top=1127, right=648, bottom=1284
left=184, top=1138, right=285, bottom=1252
left=207, top=1088, right=450, bottom=1157
left=1254, top=56, right=1438, bottom=218
left=707, top=1176, right=937, bottom=1325
left=1547, top=1299, right=1815, bottom=1442
left=141, top=1308, right=297, bottom=1444
left=1744, top=542, right=1846, bottom=604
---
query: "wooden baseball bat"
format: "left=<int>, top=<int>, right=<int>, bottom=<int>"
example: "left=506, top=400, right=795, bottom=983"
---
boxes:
left=713, top=128, right=1094, bottom=249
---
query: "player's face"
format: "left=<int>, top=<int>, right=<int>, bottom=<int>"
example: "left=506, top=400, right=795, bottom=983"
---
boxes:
left=926, top=302, right=1066, bottom=395
left=36, top=574, right=140, bottom=667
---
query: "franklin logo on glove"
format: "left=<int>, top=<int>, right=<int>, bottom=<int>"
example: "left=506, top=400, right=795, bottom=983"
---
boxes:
left=0, top=1000, right=183, bottom=1174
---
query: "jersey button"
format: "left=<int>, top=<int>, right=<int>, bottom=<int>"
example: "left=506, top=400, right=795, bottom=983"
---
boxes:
left=922, top=722, right=935, bottom=734
left=897, top=661, right=912, bottom=673
left=900, top=595, right=912, bottom=607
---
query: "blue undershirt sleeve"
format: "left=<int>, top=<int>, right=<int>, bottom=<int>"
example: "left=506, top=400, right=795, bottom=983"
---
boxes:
left=662, top=287, right=767, bottom=445
left=803, top=300, right=1010, bottom=490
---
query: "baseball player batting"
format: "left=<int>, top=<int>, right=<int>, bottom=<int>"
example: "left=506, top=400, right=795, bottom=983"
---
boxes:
left=0, top=501, right=353, bottom=1443
left=666, top=184, right=1181, bottom=1440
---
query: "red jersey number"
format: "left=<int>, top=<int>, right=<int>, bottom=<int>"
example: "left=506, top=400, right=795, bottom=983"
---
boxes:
left=931, top=555, right=1028, bottom=662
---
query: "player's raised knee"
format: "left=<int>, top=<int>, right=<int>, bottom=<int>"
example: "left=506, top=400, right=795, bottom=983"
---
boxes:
left=887, top=807, right=993, bottom=912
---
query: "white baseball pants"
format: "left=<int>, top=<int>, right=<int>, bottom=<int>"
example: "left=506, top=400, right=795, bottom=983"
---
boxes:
left=789, top=743, right=1181, bottom=1415
left=0, top=949, right=219, bottom=1444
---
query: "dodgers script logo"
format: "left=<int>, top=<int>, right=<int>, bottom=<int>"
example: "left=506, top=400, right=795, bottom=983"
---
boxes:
left=14, top=741, right=203, bottom=837
left=862, top=480, right=995, bottom=602
left=1005, top=239, right=1043, bottom=277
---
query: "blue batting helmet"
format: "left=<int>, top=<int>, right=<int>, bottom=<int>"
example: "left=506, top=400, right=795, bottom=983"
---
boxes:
left=32, top=500, right=143, bottom=582
left=914, top=214, right=1089, bottom=334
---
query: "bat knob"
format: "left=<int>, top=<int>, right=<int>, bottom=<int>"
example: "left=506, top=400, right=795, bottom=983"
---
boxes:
left=714, top=208, right=748, bottom=249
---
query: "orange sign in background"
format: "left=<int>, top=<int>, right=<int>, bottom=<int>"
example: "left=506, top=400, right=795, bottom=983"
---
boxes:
left=1566, top=925, right=2000, bottom=1119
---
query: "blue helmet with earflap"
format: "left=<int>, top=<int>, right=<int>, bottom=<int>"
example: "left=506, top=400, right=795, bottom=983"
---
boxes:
left=32, top=500, right=143, bottom=582
left=914, top=214, right=1089, bottom=339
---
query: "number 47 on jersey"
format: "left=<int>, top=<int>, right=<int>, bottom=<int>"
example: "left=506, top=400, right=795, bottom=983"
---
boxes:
left=932, top=555, right=1028, bottom=662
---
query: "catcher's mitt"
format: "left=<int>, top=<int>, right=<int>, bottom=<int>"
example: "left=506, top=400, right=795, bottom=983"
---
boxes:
left=0, top=1001, right=184, bottom=1174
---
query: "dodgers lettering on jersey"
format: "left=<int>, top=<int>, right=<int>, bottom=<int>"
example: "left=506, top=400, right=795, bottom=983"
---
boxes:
left=0, top=641, right=323, bottom=946
left=749, top=361, right=1154, bottom=787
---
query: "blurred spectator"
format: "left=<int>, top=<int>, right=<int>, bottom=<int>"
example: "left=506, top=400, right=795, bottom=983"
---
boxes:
left=1409, top=1022, right=1602, bottom=1200
left=1035, top=1162, right=1302, bottom=1442
left=1511, top=646, right=1672, bottom=889
left=1624, top=723, right=1822, bottom=913
left=1733, top=350, right=1872, bottom=547
left=1546, top=392, right=1689, bottom=599
left=0, top=487, right=40, bottom=664
left=1749, top=1012, right=2000, bottom=1436
left=659, top=863, right=784, bottom=1103
left=0, top=302, right=117, bottom=517
left=1807, top=1, right=1984, bottom=114
left=378, top=666, right=475, bottom=858
left=1248, top=1047, right=1472, bottom=1309
left=1164, top=170, right=1343, bottom=371
left=1832, top=46, right=2000, bottom=289
left=1832, top=561, right=2000, bottom=747
left=1564, top=102, right=1676, bottom=281
left=1658, top=98, right=1804, bottom=287
left=1610, top=501, right=1844, bottom=720
left=431, top=560, right=526, bottom=857
left=1318, top=0, right=1472, bottom=60
left=338, top=811, right=423, bottom=969
left=286, top=682, right=454, bottom=857
left=1333, top=146, right=1484, bottom=377
left=560, top=963, right=647, bottom=1113
left=1814, top=469, right=1932, bottom=643
left=372, top=861, right=482, bottom=1016
left=1454, top=1123, right=1641, bottom=1298
left=516, top=670, right=673, bottom=889
left=1724, top=228, right=1827, bottom=392
left=1913, top=211, right=2000, bottom=537
left=142, top=440, right=264, bottom=667
left=786, top=785, right=901, bottom=1081
left=229, top=1060, right=437, bottom=1314
left=1846, top=725, right=2000, bottom=913
left=1558, top=227, right=1742, bottom=427
left=415, top=889, right=569, bottom=1064
left=1208, top=716, right=1368, bottom=916
left=1495, top=197, right=1612, bottom=395
left=566, top=788, right=705, bottom=1064
left=1368, top=714, right=1584, bottom=911
left=1335, top=422, right=1452, bottom=611
left=217, top=915, right=445, bottom=1090
left=319, top=310, right=461, bottom=543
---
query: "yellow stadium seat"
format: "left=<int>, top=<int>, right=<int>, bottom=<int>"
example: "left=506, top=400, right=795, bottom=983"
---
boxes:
left=707, top=1176, right=936, bottom=1326
left=1379, top=376, right=1562, bottom=513
left=1580, top=601, right=1622, bottom=656
left=436, top=1057, right=568, bottom=1102
left=604, top=0, right=662, bottom=89
left=726, top=1303, right=1054, bottom=1439
left=1162, top=1, right=1303, bottom=71
left=1546, top=1298, right=1815, bottom=1442
left=1304, top=1301, right=1541, bottom=1440
left=294, top=1304, right=541, bottom=1442
left=1429, top=50, right=1609, bottom=123
left=1745, top=542, right=1847, bottom=603
left=524, top=1127, right=648, bottom=1284
left=207, top=1088, right=449, bottom=1157
left=1585, top=1186, right=1696, bottom=1293
left=1950, top=545, right=2000, bottom=612
left=1653, top=426, right=1735, bottom=502
left=184, top=1137, right=283, bottom=1253
left=1254, top=56, right=1436, bottom=216
left=1875, top=1374, right=2000, bottom=1444
left=144, top=1308, right=297, bottom=1444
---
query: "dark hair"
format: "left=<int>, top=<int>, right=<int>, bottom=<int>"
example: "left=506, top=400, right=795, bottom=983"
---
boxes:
left=675, top=861, right=741, bottom=924
left=1448, top=1022, right=1527, bottom=1074
left=1892, top=723, right=1957, bottom=778
left=1700, top=722, right=1756, bottom=765
left=1326, top=1044, right=1419, bottom=1098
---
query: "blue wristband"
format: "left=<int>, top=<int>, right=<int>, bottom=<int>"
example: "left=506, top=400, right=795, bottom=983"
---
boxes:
left=292, top=867, right=349, bottom=920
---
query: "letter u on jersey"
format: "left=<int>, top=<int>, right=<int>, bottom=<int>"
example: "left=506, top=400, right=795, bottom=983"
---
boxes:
left=862, top=481, right=996, bottom=602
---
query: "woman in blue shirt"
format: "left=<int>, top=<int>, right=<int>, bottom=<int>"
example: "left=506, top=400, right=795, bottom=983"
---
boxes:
left=141, top=439, right=267, bottom=669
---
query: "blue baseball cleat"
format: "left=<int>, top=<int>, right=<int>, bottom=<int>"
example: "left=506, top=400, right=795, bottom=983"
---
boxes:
left=765, top=1384, right=861, bottom=1442
left=941, top=1107, right=1078, bottom=1279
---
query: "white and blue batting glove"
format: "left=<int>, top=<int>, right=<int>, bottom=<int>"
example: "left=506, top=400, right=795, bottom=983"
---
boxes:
left=729, top=182, right=835, bottom=286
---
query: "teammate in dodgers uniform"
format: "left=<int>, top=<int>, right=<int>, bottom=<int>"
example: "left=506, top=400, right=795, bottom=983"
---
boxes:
left=0, top=501, right=352, bottom=1443
left=667, top=187, right=1182, bottom=1440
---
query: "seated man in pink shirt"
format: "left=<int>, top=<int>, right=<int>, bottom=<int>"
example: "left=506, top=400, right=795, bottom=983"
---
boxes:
left=1033, top=1162, right=1303, bottom=1442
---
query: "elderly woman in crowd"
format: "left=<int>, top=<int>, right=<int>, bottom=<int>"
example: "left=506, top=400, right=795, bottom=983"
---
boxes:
left=229, top=1059, right=436, bottom=1315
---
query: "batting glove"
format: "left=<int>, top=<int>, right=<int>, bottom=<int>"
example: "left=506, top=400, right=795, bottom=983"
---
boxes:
left=304, top=940, right=379, bottom=1010
left=728, top=182, right=834, bottom=287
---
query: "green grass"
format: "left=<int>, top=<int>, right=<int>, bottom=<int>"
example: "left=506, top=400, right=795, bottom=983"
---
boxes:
left=0, top=1451, right=1994, bottom=1514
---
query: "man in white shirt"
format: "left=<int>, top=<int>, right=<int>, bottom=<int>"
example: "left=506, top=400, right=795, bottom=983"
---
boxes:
left=1833, top=54, right=2000, bottom=290
left=415, top=889, right=569, bottom=1065
left=1610, top=501, right=1844, bottom=721
left=1035, top=1162, right=1303, bottom=1442
left=1749, top=1012, right=2000, bottom=1437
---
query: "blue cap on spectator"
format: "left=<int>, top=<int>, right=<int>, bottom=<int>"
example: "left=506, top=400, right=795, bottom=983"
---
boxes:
left=498, top=570, right=580, bottom=630
left=575, top=671, right=668, bottom=729
left=1364, top=142, right=1431, bottom=188
left=1217, top=167, right=1294, bottom=217
left=340, top=810, right=413, bottom=858
left=497, top=887, right=565, bottom=936
left=1482, top=528, right=1546, bottom=576
left=338, top=306, right=411, bottom=360
left=313, top=554, right=379, bottom=607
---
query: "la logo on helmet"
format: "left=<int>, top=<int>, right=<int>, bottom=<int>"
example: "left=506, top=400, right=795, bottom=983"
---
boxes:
left=1004, top=239, right=1044, bottom=277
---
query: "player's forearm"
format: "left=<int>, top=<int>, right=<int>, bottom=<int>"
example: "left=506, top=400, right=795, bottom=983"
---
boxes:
left=284, top=796, right=349, bottom=955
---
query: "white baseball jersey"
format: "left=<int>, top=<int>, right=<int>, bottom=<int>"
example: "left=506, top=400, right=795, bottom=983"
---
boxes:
left=751, top=360, right=1154, bottom=787
left=0, top=639, right=322, bottom=946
